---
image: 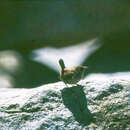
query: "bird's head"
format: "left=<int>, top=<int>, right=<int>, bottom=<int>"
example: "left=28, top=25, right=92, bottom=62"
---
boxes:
left=76, top=66, right=88, bottom=78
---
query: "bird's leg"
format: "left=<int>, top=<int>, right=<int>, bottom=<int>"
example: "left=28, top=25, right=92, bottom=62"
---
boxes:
left=76, top=83, right=79, bottom=86
left=64, top=83, right=69, bottom=87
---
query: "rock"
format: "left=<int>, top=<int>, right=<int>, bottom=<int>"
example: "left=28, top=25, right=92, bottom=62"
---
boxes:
left=0, top=74, right=129, bottom=130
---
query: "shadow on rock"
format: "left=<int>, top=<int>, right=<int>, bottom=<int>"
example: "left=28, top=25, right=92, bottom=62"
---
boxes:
left=61, top=85, right=93, bottom=125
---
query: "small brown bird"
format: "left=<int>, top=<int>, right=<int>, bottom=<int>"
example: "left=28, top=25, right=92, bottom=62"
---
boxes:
left=59, top=58, right=88, bottom=86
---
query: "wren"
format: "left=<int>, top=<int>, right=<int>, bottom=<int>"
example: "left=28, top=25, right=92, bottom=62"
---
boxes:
left=59, top=58, right=88, bottom=86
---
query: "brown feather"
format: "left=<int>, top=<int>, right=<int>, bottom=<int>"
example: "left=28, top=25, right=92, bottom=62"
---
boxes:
left=59, top=59, right=88, bottom=85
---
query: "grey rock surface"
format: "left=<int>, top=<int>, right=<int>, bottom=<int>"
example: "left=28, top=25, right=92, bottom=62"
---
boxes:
left=0, top=74, right=129, bottom=130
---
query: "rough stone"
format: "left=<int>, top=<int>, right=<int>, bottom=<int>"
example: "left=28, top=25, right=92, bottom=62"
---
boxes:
left=0, top=74, right=129, bottom=130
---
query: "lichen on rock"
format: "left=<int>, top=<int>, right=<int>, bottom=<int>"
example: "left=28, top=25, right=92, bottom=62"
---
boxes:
left=0, top=74, right=129, bottom=130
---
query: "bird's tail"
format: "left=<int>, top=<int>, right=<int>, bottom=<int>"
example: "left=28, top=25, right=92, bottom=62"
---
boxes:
left=59, top=59, right=65, bottom=74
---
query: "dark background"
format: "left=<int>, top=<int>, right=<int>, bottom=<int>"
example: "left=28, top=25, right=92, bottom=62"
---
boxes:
left=0, top=0, right=130, bottom=88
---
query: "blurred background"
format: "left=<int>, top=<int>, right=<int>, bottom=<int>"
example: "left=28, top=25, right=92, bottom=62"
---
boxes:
left=0, top=0, right=130, bottom=88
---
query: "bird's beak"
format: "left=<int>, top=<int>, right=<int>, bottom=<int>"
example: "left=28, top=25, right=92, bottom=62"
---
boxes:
left=83, top=66, right=88, bottom=69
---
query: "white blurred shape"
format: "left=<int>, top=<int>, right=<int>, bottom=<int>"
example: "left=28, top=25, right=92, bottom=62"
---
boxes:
left=32, top=38, right=101, bottom=72
left=0, top=75, right=14, bottom=88
left=0, top=51, right=22, bottom=72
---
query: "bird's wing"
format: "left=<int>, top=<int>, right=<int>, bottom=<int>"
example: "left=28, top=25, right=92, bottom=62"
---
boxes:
left=63, top=71, right=74, bottom=79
